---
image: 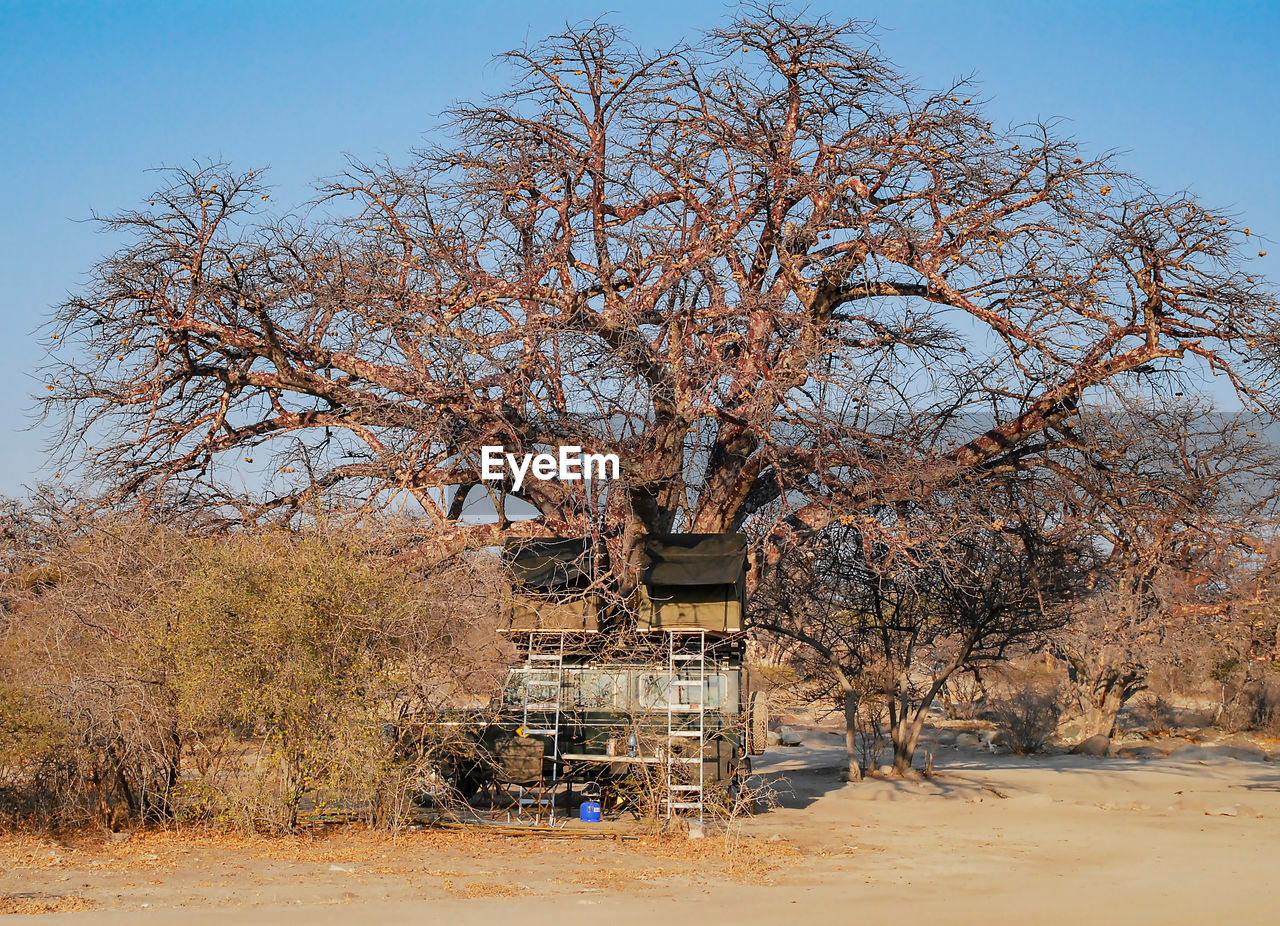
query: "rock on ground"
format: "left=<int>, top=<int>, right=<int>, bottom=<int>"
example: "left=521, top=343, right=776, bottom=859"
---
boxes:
left=1115, top=744, right=1168, bottom=759
left=1069, top=734, right=1111, bottom=757
left=778, top=726, right=804, bottom=747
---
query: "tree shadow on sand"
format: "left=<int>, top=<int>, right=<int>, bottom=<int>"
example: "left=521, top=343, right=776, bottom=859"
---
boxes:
left=746, top=732, right=1280, bottom=811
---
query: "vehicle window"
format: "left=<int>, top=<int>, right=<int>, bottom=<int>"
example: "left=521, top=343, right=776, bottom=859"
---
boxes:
left=502, top=668, right=563, bottom=707
left=639, top=673, right=670, bottom=710
left=576, top=670, right=623, bottom=709
left=638, top=672, right=726, bottom=710
left=502, top=670, right=524, bottom=707
left=505, top=668, right=727, bottom=711
left=699, top=674, right=726, bottom=709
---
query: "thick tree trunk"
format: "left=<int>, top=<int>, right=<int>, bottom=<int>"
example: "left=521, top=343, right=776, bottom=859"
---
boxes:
left=1076, top=685, right=1128, bottom=739
left=1058, top=646, right=1146, bottom=741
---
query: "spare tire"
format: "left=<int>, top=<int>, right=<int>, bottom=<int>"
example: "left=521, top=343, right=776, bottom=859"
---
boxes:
left=746, top=690, right=769, bottom=756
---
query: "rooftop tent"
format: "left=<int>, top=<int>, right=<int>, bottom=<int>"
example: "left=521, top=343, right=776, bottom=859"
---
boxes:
left=503, top=537, right=603, bottom=632
left=636, top=533, right=747, bottom=634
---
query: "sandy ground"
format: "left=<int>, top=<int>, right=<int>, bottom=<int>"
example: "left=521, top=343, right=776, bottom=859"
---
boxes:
left=5, top=728, right=1280, bottom=924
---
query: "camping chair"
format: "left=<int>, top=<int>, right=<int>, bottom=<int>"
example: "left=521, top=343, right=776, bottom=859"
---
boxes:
left=494, top=736, right=553, bottom=823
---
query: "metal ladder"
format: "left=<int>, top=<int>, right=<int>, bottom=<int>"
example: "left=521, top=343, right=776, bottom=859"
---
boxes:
left=665, top=629, right=707, bottom=824
left=518, top=632, right=565, bottom=824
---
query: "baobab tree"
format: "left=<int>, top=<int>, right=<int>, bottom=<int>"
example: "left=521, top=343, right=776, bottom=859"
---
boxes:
left=1048, top=400, right=1280, bottom=739
left=42, top=7, right=1279, bottom=585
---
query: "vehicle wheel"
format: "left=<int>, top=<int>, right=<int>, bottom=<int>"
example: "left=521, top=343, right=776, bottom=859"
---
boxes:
left=747, top=690, right=769, bottom=756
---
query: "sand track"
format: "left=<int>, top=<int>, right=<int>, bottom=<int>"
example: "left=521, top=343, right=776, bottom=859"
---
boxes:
left=5, top=730, right=1279, bottom=924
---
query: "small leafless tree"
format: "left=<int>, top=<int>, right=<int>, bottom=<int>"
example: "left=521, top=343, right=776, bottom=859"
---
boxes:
left=755, top=482, right=1085, bottom=776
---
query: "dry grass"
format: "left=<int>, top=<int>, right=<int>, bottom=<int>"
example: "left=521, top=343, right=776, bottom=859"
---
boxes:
left=563, top=866, right=671, bottom=889
left=0, top=825, right=514, bottom=874
left=0, top=821, right=802, bottom=907
left=450, top=880, right=525, bottom=898
left=639, top=832, right=803, bottom=881
left=0, top=893, right=97, bottom=914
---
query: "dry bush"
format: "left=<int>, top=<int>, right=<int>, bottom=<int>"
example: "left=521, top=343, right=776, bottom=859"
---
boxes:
left=986, top=663, right=1064, bottom=754
left=0, top=684, right=63, bottom=823
left=705, top=772, right=785, bottom=871
left=1145, top=660, right=1216, bottom=705
left=938, top=671, right=987, bottom=721
left=1, top=514, right=195, bottom=830
left=1134, top=694, right=1178, bottom=736
left=854, top=695, right=890, bottom=772
left=580, top=719, right=760, bottom=833
left=166, top=532, right=506, bottom=832
left=1, top=514, right=506, bottom=834
left=990, top=688, right=1061, bottom=755
left=1216, top=669, right=1280, bottom=734
left=600, top=723, right=685, bottom=826
left=169, top=530, right=431, bottom=830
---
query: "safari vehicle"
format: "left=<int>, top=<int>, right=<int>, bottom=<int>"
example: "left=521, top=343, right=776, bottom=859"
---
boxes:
left=427, top=534, right=768, bottom=820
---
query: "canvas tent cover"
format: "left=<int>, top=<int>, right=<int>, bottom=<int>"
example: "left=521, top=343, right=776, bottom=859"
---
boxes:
left=642, top=533, right=748, bottom=586
left=503, top=538, right=601, bottom=632
left=506, top=537, right=598, bottom=590
left=638, top=533, right=747, bottom=634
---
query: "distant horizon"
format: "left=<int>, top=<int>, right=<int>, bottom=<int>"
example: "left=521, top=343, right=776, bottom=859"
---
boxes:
left=3, top=0, right=1277, bottom=499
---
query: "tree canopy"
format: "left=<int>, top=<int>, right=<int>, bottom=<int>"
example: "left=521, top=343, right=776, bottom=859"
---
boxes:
left=42, top=6, right=1279, bottom=581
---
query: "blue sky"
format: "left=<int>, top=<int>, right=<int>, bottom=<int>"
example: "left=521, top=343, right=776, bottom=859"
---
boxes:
left=1, top=1, right=1277, bottom=498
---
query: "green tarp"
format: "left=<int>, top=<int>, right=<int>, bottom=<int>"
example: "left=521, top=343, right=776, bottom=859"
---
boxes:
left=642, top=533, right=748, bottom=586
left=638, top=533, right=747, bottom=633
left=502, top=534, right=747, bottom=634
left=505, top=537, right=599, bottom=590
left=504, top=537, right=601, bottom=631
